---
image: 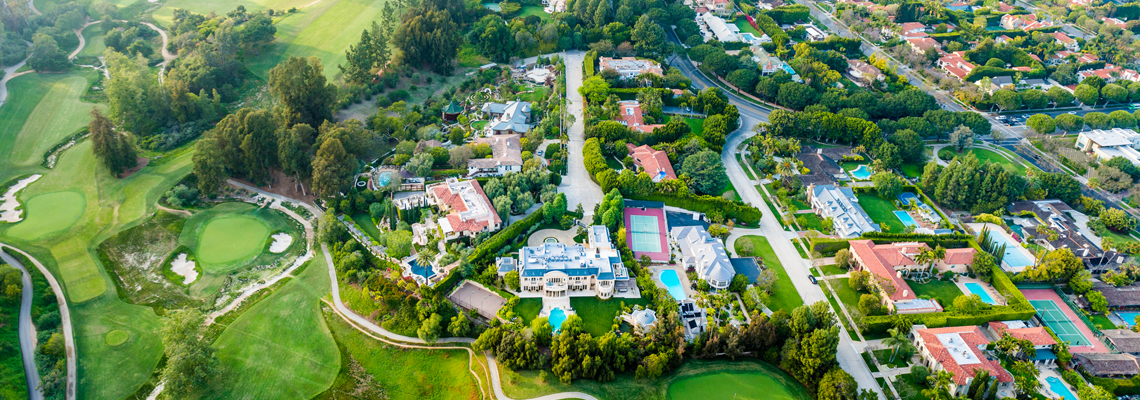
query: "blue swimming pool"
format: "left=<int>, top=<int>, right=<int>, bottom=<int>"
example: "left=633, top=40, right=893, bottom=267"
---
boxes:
left=849, top=165, right=872, bottom=180
left=660, top=270, right=686, bottom=301
left=893, top=211, right=917, bottom=227
left=1118, top=311, right=1140, bottom=327
left=376, top=171, right=394, bottom=187
left=981, top=230, right=1034, bottom=268
left=549, top=307, right=567, bottom=332
left=409, top=259, right=434, bottom=280
left=1047, top=376, right=1077, bottom=400
left=964, top=282, right=997, bottom=305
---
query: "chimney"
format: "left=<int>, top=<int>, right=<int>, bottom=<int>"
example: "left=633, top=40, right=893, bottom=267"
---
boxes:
left=903, top=290, right=909, bottom=297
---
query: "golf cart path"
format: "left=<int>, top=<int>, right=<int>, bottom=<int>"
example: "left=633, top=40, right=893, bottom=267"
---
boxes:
left=0, top=244, right=75, bottom=400
left=68, top=20, right=99, bottom=60
left=28, top=0, right=41, bottom=15
left=0, top=247, right=44, bottom=400
left=230, top=180, right=597, bottom=400
left=0, top=59, right=32, bottom=110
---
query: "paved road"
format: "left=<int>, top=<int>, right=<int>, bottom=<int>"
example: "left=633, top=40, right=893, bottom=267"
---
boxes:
left=0, top=244, right=75, bottom=400
left=557, top=50, right=604, bottom=219
left=0, top=248, right=43, bottom=400
left=139, top=22, right=176, bottom=83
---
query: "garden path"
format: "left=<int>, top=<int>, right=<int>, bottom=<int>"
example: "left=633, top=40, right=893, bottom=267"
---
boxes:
left=527, top=228, right=576, bottom=246
left=0, top=244, right=75, bottom=400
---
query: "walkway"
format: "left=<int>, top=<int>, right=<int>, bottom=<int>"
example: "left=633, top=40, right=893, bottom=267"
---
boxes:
left=557, top=51, right=604, bottom=220
left=0, top=248, right=43, bottom=400
left=0, top=244, right=75, bottom=400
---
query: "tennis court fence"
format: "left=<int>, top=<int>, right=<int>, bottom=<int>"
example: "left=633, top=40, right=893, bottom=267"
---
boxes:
left=1053, top=286, right=1104, bottom=338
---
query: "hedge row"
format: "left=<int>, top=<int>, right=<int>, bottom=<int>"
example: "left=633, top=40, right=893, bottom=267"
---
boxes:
left=626, top=192, right=763, bottom=225
left=863, top=264, right=1034, bottom=333
left=1083, top=370, right=1140, bottom=396
left=753, top=14, right=788, bottom=45
left=585, top=50, right=598, bottom=77
left=606, top=87, right=681, bottom=106
left=964, top=66, right=1047, bottom=82
left=467, top=207, right=545, bottom=266
left=812, top=238, right=850, bottom=256
left=860, top=231, right=972, bottom=249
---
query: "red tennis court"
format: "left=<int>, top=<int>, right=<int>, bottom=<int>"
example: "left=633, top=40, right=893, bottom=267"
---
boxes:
left=624, top=206, right=669, bottom=262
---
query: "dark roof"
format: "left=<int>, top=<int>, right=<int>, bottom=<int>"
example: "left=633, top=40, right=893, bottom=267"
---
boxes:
left=730, top=257, right=761, bottom=283
left=1104, top=329, right=1140, bottom=354
left=1076, top=353, right=1140, bottom=376
left=1094, top=281, right=1140, bottom=308
left=623, top=200, right=664, bottom=209
left=444, top=100, right=464, bottom=114
left=666, top=210, right=709, bottom=230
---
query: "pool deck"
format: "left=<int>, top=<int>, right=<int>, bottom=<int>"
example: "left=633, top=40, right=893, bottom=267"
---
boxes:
left=649, top=264, right=693, bottom=300
left=1040, top=368, right=1077, bottom=400
left=1022, top=289, right=1109, bottom=353
left=967, top=223, right=1035, bottom=273
left=954, top=277, right=1006, bottom=306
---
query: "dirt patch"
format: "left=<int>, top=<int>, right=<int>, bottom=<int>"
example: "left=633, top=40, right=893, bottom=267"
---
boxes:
left=230, top=169, right=317, bottom=204
left=118, top=157, right=150, bottom=179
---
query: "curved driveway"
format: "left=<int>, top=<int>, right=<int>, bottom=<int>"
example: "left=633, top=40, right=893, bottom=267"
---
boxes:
left=558, top=51, right=605, bottom=220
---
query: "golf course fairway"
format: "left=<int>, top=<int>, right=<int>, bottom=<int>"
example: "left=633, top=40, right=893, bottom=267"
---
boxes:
left=666, top=371, right=810, bottom=400
left=4, top=191, right=85, bottom=241
left=195, top=214, right=271, bottom=271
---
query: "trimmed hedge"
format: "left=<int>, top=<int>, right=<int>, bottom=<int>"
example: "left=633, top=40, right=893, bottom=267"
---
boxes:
left=1082, top=370, right=1140, bottom=396
left=964, top=66, right=1047, bottom=82
left=863, top=264, right=1034, bottom=333
left=626, top=192, right=763, bottom=225
left=754, top=14, right=789, bottom=45
left=585, top=50, right=598, bottom=77
left=860, top=231, right=972, bottom=249
left=467, top=207, right=545, bottom=265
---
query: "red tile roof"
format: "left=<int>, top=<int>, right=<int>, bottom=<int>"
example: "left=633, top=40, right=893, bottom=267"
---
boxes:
left=617, top=101, right=664, bottom=133
left=850, top=240, right=923, bottom=301
left=987, top=322, right=1058, bottom=347
left=430, top=180, right=500, bottom=234
left=916, top=326, right=1014, bottom=386
left=1054, top=31, right=1075, bottom=44
left=943, top=248, right=977, bottom=265
left=626, top=143, right=677, bottom=181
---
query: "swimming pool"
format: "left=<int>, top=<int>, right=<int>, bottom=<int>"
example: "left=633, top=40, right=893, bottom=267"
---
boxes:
left=1118, top=311, right=1140, bottom=327
left=375, top=171, right=394, bottom=187
left=981, top=230, right=1034, bottom=268
left=964, top=282, right=997, bottom=305
left=409, top=259, right=434, bottom=280
left=549, top=307, right=567, bottom=333
left=893, top=211, right=917, bottom=227
left=1047, top=376, right=1077, bottom=400
left=849, top=165, right=872, bottom=180
left=659, top=270, right=686, bottom=301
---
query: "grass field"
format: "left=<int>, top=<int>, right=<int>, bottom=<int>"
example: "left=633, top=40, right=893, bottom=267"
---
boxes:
left=734, top=236, right=803, bottom=312
left=855, top=194, right=905, bottom=233
left=518, top=5, right=551, bottom=19
left=937, top=147, right=1033, bottom=175
left=500, top=358, right=809, bottom=400
left=4, top=191, right=86, bottom=241
left=195, top=215, right=271, bottom=269
left=79, top=24, right=107, bottom=58
left=908, top=279, right=963, bottom=308
left=900, top=161, right=924, bottom=178
left=794, top=213, right=826, bottom=232
left=152, top=0, right=317, bottom=26
left=208, top=254, right=339, bottom=399
left=350, top=212, right=383, bottom=242
left=1090, top=314, right=1117, bottom=329
left=1100, top=228, right=1140, bottom=244
left=831, top=278, right=863, bottom=311
left=513, top=297, right=543, bottom=323
left=684, top=118, right=704, bottom=135
left=569, top=297, right=650, bottom=337
left=820, top=264, right=846, bottom=276
left=667, top=370, right=808, bottom=400
left=873, top=348, right=909, bottom=368
left=733, top=19, right=763, bottom=36
left=0, top=71, right=105, bottom=180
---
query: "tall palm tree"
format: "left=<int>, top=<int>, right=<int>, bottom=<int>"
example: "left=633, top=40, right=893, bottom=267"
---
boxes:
left=776, top=160, right=797, bottom=184
left=929, top=246, right=946, bottom=278
left=881, top=327, right=915, bottom=363
left=925, top=370, right=955, bottom=400
left=913, top=250, right=934, bottom=281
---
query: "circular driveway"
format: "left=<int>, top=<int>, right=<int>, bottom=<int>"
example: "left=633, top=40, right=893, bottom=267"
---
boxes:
left=528, top=228, right=577, bottom=246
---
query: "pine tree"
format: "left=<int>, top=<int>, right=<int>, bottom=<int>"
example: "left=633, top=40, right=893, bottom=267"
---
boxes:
left=88, top=109, right=137, bottom=175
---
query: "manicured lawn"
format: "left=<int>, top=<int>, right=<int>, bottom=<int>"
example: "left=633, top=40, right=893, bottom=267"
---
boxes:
left=195, top=214, right=271, bottom=269
left=684, top=118, right=704, bottom=135
left=900, top=161, right=924, bottom=178
left=733, top=19, right=763, bottom=36
left=569, top=297, right=650, bottom=337
left=79, top=23, right=106, bottom=58
left=894, top=373, right=934, bottom=400
left=937, top=147, right=1034, bottom=175
left=0, top=71, right=105, bottom=179
left=1101, top=228, right=1140, bottom=244
left=153, top=0, right=316, bottom=26
left=350, top=212, right=383, bottom=242
left=500, top=358, right=809, bottom=400
left=907, top=279, right=964, bottom=308
left=519, top=86, right=551, bottom=103
left=4, top=191, right=85, bottom=241
left=737, top=154, right=755, bottom=179
left=831, top=278, right=863, bottom=311
left=518, top=5, right=551, bottom=19
left=794, top=213, right=826, bottom=232
left=667, top=370, right=807, bottom=400
left=840, top=161, right=869, bottom=172
left=209, top=254, right=339, bottom=399
left=1090, top=314, right=1117, bottom=330
left=734, top=236, right=804, bottom=312
left=606, top=155, right=624, bottom=170
left=873, top=348, right=910, bottom=368
left=855, top=194, right=905, bottom=233
left=821, top=264, right=847, bottom=276
left=513, top=297, right=542, bottom=323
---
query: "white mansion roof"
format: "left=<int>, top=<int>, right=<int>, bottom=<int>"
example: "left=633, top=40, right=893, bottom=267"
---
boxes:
left=811, top=184, right=878, bottom=238
left=670, top=226, right=735, bottom=284
left=517, top=226, right=628, bottom=281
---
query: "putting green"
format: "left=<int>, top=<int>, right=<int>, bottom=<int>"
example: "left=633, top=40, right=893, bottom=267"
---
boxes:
left=195, top=215, right=270, bottom=271
left=4, top=191, right=85, bottom=241
left=104, top=330, right=129, bottom=346
left=667, top=371, right=809, bottom=400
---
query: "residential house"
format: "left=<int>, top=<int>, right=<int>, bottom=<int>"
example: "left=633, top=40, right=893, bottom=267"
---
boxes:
left=946, top=2, right=972, bottom=12
left=1050, top=51, right=1096, bottom=66
left=1091, top=281, right=1140, bottom=308
left=1077, top=64, right=1140, bottom=83
left=1009, top=200, right=1104, bottom=260
left=1001, top=14, right=1051, bottom=30
left=627, top=143, right=677, bottom=182
left=752, top=46, right=788, bottom=76
left=425, top=178, right=502, bottom=241
left=680, top=300, right=708, bottom=340
left=1103, top=330, right=1140, bottom=356
left=1075, top=353, right=1140, bottom=378
left=698, top=12, right=742, bottom=42
left=847, top=59, right=884, bottom=85
left=481, top=101, right=532, bottom=135
left=939, top=248, right=977, bottom=272
left=938, top=51, right=976, bottom=82
left=515, top=225, right=631, bottom=299
left=617, top=100, right=664, bottom=133
left=1102, top=17, right=1127, bottom=29
left=1054, top=31, right=1080, bottom=52
left=671, top=226, right=736, bottom=290
left=906, top=37, right=940, bottom=54
left=1076, top=128, right=1140, bottom=165
left=757, top=0, right=783, bottom=10
left=911, top=325, right=1015, bottom=396
left=468, top=134, right=524, bottom=177
left=978, top=75, right=1015, bottom=94
left=995, top=35, right=1014, bottom=45
left=807, top=184, right=879, bottom=238
left=898, top=22, right=927, bottom=37
left=848, top=240, right=945, bottom=314
left=803, top=24, right=826, bottom=41
left=623, top=307, right=658, bottom=332
left=984, top=321, right=1058, bottom=366
left=697, top=0, right=732, bottom=16
left=599, top=57, right=665, bottom=79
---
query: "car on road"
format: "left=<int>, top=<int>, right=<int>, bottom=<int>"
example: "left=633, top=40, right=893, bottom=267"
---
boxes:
left=1067, top=111, right=1078, bottom=115
left=808, top=275, right=817, bottom=284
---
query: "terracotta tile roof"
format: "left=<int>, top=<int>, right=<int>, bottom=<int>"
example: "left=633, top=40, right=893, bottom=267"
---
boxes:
left=849, top=240, right=923, bottom=301
left=943, top=248, right=977, bottom=265
left=626, top=143, right=677, bottom=182
left=428, top=179, right=500, bottom=235
left=916, top=326, right=1014, bottom=386
left=907, top=37, right=940, bottom=52
left=987, top=322, right=1057, bottom=346
left=1054, top=31, right=1076, bottom=44
left=899, top=22, right=926, bottom=32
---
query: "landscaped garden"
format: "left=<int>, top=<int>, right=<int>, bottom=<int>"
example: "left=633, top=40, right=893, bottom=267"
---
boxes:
left=907, top=279, right=964, bottom=309
left=794, top=212, right=827, bottom=232
left=937, top=147, right=1034, bottom=175
left=855, top=194, right=906, bottom=233
left=734, top=236, right=803, bottom=312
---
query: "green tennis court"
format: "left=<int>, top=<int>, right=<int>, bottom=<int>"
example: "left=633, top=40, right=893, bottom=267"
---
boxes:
left=1031, top=299, right=1091, bottom=346
left=629, top=215, right=662, bottom=252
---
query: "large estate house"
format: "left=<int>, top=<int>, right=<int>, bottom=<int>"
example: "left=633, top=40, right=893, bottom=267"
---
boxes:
left=912, top=325, right=1014, bottom=396
left=808, top=184, right=879, bottom=238
left=1076, top=128, right=1140, bottom=165
left=598, top=57, right=664, bottom=79
left=849, top=240, right=964, bottom=314
left=512, top=226, right=631, bottom=299
left=670, top=226, right=735, bottom=290
left=468, top=135, right=524, bottom=177
left=481, top=101, right=532, bottom=135
left=425, top=178, right=502, bottom=241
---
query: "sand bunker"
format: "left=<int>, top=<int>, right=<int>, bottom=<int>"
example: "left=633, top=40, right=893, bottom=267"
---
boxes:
left=269, top=233, right=293, bottom=253
left=0, top=175, right=42, bottom=223
left=170, top=253, right=198, bottom=285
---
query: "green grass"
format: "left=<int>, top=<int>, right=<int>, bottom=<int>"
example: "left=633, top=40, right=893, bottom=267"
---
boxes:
left=937, top=147, right=1033, bottom=175
left=4, top=191, right=86, bottom=241
left=207, top=254, right=339, bottom=399
left=519, top=86, right=552, bottom=103
left=907, top=279, right=964, bottom=308
left=1090, top=314, right=1117, bottom=330
left=737, top=154, right=755, bottom=179
left=0, top=71, right=105, bottom=181
left=317, top=306, right=482, bottom=400
left=794, top=213, right=826, bottom=231
left=195, top=215, right=271, bottom=270
left=734, top=236, right=804, bottom=312
left=104, top=329, right=129, bottom=346
left=831, top=278, right=863, bottom=311
left=79, top=24, right=107, bottom=58
left=1100, top=228, right=1140, bottom=244
left=153, top=0, right=317, bottom=26
left=684, top=118, right=704, bottom=135
left=733, top=19, right=763, bottom=36
left=518, top=5, right=551, bottom=19
left=820, top=264, right=847, bottom=276
left=860, top=351, right=879, bottom=373
left=900, top=161, right=924, bottom=178
left=500, top=358, right=809, bottom=400
left=855, top=194, right=905, bottom=233
left=512, top=297, right=542, bottom=323
left=667, top=370, right=806, bottom=400
left=873, top=348, right=910, bottom=368
left=569, top=297, right=650, bottom=337
left=350, top=212, right=383, bottom=242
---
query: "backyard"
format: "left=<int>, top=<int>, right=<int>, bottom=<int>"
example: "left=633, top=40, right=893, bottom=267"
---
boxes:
left=907, top=279, right=964, bottom=309
left=855, top=194, right=905, bottom=233
left=569, top=297, right=650, bottom=337
left=794, top=213, right=827, bottom=232
left=733, top=236, right=804, bottom=312
left=937, top=147, right=1034, bottom=175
